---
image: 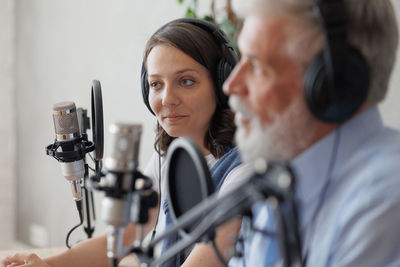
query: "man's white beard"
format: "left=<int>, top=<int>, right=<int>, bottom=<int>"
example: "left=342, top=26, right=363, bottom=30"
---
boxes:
left=230, top=95, right=316, bottom=164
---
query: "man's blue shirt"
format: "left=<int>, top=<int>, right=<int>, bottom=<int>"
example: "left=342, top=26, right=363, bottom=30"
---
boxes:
left=230, top=106, right=400, bottom=266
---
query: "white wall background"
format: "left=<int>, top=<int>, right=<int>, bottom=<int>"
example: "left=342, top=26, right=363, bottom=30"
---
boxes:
left=0, top=0, right=399, bottom=248
left=0, top=0, right=16, bottom=249
left=0, top=0, right=212, bottom=248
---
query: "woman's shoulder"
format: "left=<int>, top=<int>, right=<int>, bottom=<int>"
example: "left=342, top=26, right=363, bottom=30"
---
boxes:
left=219, top=158, right=254, bottom=194
left=205, top=153, right=218, bottom=169
left=212, top=146, right=253, bottom=193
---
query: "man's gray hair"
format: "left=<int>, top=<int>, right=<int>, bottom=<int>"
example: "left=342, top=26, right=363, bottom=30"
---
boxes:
left=232, top=0, right=399, bottom=104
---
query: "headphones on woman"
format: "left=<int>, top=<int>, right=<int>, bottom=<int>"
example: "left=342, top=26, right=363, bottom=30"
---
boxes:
left=304, top=0, right=370, bottom=123
left=141, top=18, right=238, bottom=115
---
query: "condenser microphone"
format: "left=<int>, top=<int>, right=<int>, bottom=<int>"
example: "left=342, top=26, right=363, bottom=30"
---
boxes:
left=51, top=101, right=86, bottom=201
left=101, top=123, right=143, bottom=262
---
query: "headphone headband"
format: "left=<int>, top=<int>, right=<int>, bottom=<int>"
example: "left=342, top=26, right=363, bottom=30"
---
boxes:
left=172, top=18, right=238, bottom=66
left=315, top=0, right=347, bottom=89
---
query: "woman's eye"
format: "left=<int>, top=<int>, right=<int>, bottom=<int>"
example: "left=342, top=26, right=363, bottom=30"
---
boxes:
left=181, top=79, right=195, bottom=86
left=149, top=81, right=162, bottom=90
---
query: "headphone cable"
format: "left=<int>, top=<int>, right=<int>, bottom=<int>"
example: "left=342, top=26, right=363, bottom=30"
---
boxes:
left=150, top=123, right=162, bottom=244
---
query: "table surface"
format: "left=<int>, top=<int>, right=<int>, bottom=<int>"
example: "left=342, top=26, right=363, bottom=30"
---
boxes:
left=0, top=247, right=139, bottom=267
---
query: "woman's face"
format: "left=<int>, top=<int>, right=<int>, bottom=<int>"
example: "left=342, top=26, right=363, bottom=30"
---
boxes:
left=147, top=44, right=217, bottom=148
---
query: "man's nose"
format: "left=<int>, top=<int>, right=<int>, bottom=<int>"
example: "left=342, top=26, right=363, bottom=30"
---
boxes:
left=223, top=60, right=247, bottom=97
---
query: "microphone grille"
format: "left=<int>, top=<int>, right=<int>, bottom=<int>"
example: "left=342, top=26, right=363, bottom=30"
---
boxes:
left=52, top=101, right=80, bottom=140
left=105, top=123, right=142, bottom=172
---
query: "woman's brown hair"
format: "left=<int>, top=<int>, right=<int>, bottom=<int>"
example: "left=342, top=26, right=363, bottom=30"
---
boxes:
left=143, top=20, right=236, bottom=159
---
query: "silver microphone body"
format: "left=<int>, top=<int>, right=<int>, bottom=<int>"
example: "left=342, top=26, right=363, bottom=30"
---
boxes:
left=52, top=101, right=84, bottom=201
left=101, top=123, right=142, bottom=259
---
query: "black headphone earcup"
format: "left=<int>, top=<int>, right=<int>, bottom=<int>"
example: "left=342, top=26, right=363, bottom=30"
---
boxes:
left=216, top=59, right=234, bottom=109
left=304, top=53, right=331, bottom=121
left=304, top=47, right=370, bottom=123
left=141, top=63, right=155, bottom=115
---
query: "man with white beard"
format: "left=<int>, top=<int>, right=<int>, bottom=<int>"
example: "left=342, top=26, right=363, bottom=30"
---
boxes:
left=224, top=0, right=400, bottom=266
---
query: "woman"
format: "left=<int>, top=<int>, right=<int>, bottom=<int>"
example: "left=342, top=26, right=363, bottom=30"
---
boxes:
left=141, top=18, right=251, bottom=267
left=1, top=18, right=251, bottom=267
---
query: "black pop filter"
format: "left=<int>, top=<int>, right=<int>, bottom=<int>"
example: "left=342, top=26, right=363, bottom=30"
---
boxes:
left=91, top=80, right=104, bottom=161
left=165, top=137, right=214, bottom=235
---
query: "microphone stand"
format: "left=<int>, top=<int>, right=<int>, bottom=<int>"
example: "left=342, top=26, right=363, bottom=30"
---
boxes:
left=82, top=163, right=96, bottom=238
left=130, top=161, right=303, bottom=267
left=77, top=107, right=97, bottom=239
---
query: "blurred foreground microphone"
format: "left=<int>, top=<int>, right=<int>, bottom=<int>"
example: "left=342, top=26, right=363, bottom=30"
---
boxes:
left=94, top=123, right=157, bottom=266
left=100, top=123, right=144, bottom=265
left=47, top=101, right=94, bottom=201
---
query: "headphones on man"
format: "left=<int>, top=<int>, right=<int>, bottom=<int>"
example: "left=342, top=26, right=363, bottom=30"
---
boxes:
left=141, top=18, right=238, bottom=115
left=304, top=0, right=370, bottom=123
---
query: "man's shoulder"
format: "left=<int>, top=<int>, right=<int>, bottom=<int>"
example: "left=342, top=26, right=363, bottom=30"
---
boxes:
left=312, top=129, right=400, bottom=265
left=329, top=125, right=400, bottom=231
left=338, top=126, right=400, bottom=205
left=342, top=124, right=400, bottom=177
left=331, top=125, right=400, bottom=229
